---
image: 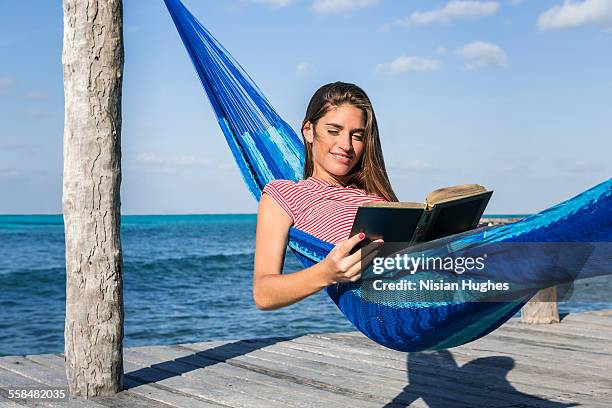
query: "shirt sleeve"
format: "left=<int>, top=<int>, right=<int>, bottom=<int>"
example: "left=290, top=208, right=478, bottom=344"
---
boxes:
left=262, top=180, right=296, bottom=223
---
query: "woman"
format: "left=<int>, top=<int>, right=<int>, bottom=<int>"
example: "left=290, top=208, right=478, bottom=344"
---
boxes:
left=253, top=82, right=398, bottom=310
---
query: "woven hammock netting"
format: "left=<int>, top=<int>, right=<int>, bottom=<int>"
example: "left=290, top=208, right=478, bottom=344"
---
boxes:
left=164, top=0, right=612, bottom=352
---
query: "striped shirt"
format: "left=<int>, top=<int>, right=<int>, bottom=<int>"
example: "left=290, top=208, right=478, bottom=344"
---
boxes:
left=262, top=176, right=388, bottom=244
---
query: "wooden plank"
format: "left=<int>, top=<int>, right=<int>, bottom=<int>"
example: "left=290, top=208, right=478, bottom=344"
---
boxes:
left=0, top=365, right=50, bottom=389
left=292, top=333, right=612, bottom=399
left=508, top=318, right=612, bottom=342
left=133, top=343, right=379, bottom=408
left=282, top=336, right=612, bottom=407
left=504, top=320, right=612, bottom=344
left=127, top=345, right=394, bottom=408
left=29, top=354, right=224, bottom=408
left=0, top=366, right=62, bottom=408
left=0, top=366, right=103, bottom=408
left=462, top=335, right=612, bottom=372
left=169, top=339, right=420, bottom=405
left=123, top=348, right=305, bottom=408
left=124, top=356, right=243, bottom=408
left=0, top=355, right=201, bottom=408
left=331, top=331, right=612, bottom=377
left=560, top=313, right=612, bottom=328
left=258, top=335, right=591, bottom=398
left=487, top=325, right=612, bottom=354
left=130, top=341, right=232, bottom=355
left=500, top=323, right=612, bottom=351
left=584, top=309, right=612, bottom=317
left=451, top=347, right=611, bottom=399
left=122, top=354, right=294, bottom=408
left=0, top=395, right=25, bottom=407
left=179, top=340, right=491, bottom=407
left=113, top=376, right=225, bottom=408
left=238, top=337, right=570, bottom=408
left=0, top=356, right=66, bottom=388
left=286, top=334, right=606, bottom=404
left=1, top=311, right=611, bottom=407
left=339, top=329, right=612, bottom=385
left=176, top=343, right=429, bottom=407
left=91, top=392, right=178, bottom=408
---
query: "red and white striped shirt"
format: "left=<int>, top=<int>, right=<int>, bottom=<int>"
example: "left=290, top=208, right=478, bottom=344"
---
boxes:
left=262, top=177, right=388, bottom=244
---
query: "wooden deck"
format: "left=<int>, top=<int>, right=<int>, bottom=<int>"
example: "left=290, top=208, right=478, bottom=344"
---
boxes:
left=0, top=310, right=610, bottom=408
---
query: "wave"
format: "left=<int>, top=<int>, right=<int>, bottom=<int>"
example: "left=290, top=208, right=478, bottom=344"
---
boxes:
left=2, top=251, right=256, bottom=277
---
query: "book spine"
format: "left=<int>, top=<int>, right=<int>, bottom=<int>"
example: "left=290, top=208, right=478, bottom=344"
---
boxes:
left=411, top=210, right=431, bottom=243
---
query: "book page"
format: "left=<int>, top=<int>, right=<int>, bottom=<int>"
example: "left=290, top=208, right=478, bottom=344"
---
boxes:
left=425, top=184, right=488, bottom=208
left=361, top=201, right=425, bottom=209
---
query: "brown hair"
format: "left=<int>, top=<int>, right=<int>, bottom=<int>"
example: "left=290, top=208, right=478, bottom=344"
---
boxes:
left=301, top=82, right=398, bottom=202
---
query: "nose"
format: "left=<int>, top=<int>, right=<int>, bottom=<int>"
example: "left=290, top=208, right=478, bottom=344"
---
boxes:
left=336, top=132, right=353, bottom=152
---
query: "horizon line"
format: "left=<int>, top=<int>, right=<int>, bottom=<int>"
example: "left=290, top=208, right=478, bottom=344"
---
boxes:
left=0, top=212, right=534, bottom=217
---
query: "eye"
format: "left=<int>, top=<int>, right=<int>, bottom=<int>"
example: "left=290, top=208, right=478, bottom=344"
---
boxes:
left=328, top=129, right=340, bottom=135
left=352, top=134, right=364, bottom=141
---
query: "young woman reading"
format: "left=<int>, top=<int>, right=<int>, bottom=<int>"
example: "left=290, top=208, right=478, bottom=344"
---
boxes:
left=253, top=82, right=398, bottom=310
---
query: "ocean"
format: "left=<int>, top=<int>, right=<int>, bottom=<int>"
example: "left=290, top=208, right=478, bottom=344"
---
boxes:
left=1, top=214, right=610, bottom=356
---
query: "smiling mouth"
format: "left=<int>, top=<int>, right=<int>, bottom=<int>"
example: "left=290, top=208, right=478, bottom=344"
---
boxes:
left=330, top=152, right=352, bottom=161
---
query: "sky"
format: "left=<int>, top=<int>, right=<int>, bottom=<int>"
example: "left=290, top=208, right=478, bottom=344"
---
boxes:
left=0, top=0, right=611, bottom=214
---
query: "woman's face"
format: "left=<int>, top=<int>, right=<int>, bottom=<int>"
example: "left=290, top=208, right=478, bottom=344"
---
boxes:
left=303, top=104, right=365, bottom=184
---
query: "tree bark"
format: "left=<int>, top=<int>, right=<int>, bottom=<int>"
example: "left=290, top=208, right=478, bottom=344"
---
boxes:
left=62, top=0, right=124, bottom=397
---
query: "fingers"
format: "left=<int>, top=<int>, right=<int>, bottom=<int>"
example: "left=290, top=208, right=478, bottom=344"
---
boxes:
left=342, top=239, right=383, bottom=268
left=346, top=248, right=380, bottom=280
left=327, top=235, right=385, bottom=283
left=361, top=246, right=381, bottom=270
left=342, top=241, right=383, bottom=282
left=338, top=232, right=366, bottom=256
left=341, top=259, right=362, bottom=282
left=364, top=239, right=384, bottom=257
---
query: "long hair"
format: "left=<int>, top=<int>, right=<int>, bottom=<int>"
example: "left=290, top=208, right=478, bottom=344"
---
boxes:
left=302, top=82, right=398, bottom=202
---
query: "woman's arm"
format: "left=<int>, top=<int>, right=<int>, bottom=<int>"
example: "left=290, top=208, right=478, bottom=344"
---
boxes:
left=253, top=193, right=381, bottom=310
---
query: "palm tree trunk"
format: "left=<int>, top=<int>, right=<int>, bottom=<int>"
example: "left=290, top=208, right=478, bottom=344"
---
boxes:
left=62, top=0, right=124, bottom=397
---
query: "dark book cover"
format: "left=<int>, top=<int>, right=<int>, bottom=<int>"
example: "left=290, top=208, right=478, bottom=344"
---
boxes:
left=349, top=185, right=492, bottom=255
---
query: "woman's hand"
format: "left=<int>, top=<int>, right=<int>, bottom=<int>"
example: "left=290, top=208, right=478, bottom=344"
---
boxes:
left=254, top=193, right=382, bottom=310
left=320, top=233, right=383, bottom=284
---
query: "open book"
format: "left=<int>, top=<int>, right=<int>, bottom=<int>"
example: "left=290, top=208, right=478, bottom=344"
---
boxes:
left=350, top=184, right=492, bottom=250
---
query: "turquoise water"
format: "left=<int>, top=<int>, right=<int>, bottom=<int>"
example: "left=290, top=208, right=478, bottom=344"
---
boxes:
left=0, top=214, right=610, bottom=356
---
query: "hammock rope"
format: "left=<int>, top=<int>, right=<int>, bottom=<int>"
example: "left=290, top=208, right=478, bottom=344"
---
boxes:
left=164, top=0, right=612, bottom=352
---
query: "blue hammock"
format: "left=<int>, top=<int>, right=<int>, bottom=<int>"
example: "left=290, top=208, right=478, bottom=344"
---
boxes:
left=164, top=0, right=612, bottom=352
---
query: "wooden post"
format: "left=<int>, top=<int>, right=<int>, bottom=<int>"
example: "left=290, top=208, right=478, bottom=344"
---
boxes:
left=520, top=286, right=560, bottom=324
left=62, top=0, right=124, bottom=397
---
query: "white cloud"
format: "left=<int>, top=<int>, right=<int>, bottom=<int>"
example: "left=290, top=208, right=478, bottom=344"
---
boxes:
left=407, top=1, right=500, bottom=25
left=376, top=55, right=441, bottom=75
left=133, top=152, right=217, bottom=168
left=135, top=152, right=165, bottom=166
left=0, top=167, right=20, bottom=179
left=17, top=108, right=49, bottom=119
left=125, top=24, right=140, bottom=33
left=388, top=160, right=442, bottom=172
left=537, top=0, right=612, bottom=31
left=437, top=46, right=448, bottom=54
left=173, top=155, right=215, bottom=168
left=249, top=0, right=296, bottom=8
left=0, top=76, right=15, bottom=91
left=22, top=91, right=49, bottom=100
left=312, top=0, right=380, bottom=14
left=295, top=62, right=312, bottom=74
left=456, top=41, right=507, bottom=70
left=130, top=152, right=238, bottom=175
